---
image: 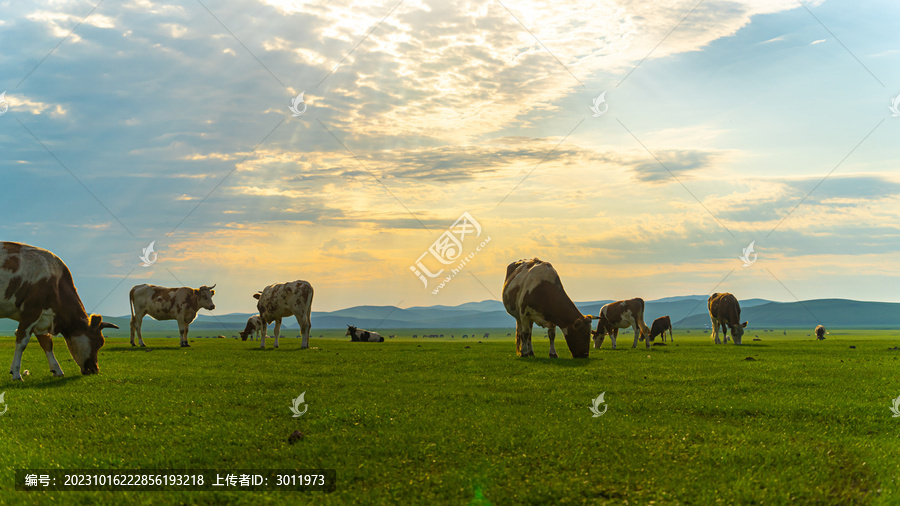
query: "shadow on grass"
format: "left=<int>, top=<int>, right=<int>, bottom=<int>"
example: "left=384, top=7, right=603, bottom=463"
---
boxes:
left=8, top=375, right=82, bottom=389
left=523, top=357, right=592, bottom=368
left=102, top=346, right=187, bottom=352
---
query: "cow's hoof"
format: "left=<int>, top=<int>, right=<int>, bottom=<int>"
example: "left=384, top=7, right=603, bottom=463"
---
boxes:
left=140, top=344, right=146, bottom=348
left=51, top=370, right=64, bottom=377
left=549, top=353, right=558, bottom=358
left=131, top=343, right=136, bottom=347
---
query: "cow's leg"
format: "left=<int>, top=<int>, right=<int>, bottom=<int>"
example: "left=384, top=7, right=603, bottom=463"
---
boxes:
left=179, top=321, right=190, bottom=347
left=516, top=320, right=534, bottom=357
left=35, top=334, right=64, bottom=377
left=273, top=318, right=282, bottom=348
left=259, top=321, right=267, bottom=348
left=10, top=325, right=33, bottom=381
left=711, top=317, right=720, bottom=344
left=610, top=328, right=618, bottom=350
left=297, top=314, right=311, bottom=349
left=547, top=326, right=558, bottom=358
left=722, top=324, right=730, bottom=344
left=132, top=314, right=147, bottom=347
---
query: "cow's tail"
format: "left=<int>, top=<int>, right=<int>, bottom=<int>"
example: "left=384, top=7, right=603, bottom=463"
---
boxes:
left=128, top=286, right=137, bottom=339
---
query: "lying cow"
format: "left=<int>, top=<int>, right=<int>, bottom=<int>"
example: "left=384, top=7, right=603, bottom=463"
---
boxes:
left=240, top=315, right=264, bottom=341
left=708, top=292, right=748, bottom=345
left=646, top=315, right=673, bottom=343
left=346, top=325, right=385, bottom=342
left=1, top=242, right=118, bottom=380
left=130, top=283, right=216, bottom=348
left=254, top=280, right=313, bottom=349
left=593, top=298, right=652, bottom=349
left=815, top=325, right=828, bottom=340
left=502, top=258, right=595, bottom=358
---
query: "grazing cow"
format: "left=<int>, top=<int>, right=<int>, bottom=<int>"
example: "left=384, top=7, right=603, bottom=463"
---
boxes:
left=483, top=333, right=490, bottom=338
left=0, top=242, right=119, bottom=380
left=130, top=283, right=216, bottom=348
left=253, top=280, right=314, bottom=349
left=592, top=298, right=652, bottom=349
left=646, top=315, right=673, bottom=343
left=815, top=325, right=828, bottom=340
left=239, top=315, right=264, bottom=341
left=502, top=258, right=595, bottom=358
left=708, top=293, right=748, bottom=345
left=346, top=325, right=385, bottom=342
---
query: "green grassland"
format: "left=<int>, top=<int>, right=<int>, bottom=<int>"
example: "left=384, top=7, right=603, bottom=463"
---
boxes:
left=1, top=329, right=900, bottom=504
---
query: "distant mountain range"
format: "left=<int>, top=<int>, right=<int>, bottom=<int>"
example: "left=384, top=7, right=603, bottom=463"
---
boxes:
left=13, top=296, right=887, bottom=333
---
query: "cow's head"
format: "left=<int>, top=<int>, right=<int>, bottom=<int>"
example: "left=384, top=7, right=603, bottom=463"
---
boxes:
left=562, top=315, right=594, bottom=358
left=730, top=321, right=748, bottom=345
left=345, top=325, right=357, bottom=336
left=591, top=316, right=611, bottom=349
left=67, top=315, right=118, bottom=375
left=198, top=284, right=216, bottom=310
left=239, top=316, right=255, bottom=341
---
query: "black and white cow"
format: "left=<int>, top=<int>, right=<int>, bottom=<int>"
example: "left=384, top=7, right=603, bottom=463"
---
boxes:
left=254, top=280, right=314, bottom=349
left=502, top=258, right=595, bottom=358
left=593, top=298, right=652, bottom=349
left=239, top=315, right=264, bottom=341
left=0, top=242, right=119, bottom=379
left=346, top=325, right=385, bottom=342
left=708, top=293, right=748, bottom=345
left=130, top=283, right=216, bottom=348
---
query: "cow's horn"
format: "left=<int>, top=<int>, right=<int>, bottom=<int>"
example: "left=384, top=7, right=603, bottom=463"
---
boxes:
left=209, top=284, right=216, bottom=289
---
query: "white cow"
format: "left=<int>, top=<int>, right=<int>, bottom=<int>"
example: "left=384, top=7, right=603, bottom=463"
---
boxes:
left=254, top=280, right=314, bottom=349
left=240, top=315, right=264, bottom=341
left=129, top=284, right=216, bottom=348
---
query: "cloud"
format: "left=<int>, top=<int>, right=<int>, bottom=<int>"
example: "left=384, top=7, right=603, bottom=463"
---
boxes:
left=810, top=39, right=826, bottom=45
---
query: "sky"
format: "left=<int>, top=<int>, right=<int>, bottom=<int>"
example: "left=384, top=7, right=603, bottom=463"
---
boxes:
left=2, top=0, right=900, bottom=317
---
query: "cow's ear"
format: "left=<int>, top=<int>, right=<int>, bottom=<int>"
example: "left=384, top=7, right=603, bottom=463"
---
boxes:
left=742, top=321, right=748, bottom=328
left=89, top=314, right=102, bottom=329
left=573, top=318, right=584, bottom=329
left=253, top=294, right=261, bottom=300
left=210, top=290, right=215, bottom=295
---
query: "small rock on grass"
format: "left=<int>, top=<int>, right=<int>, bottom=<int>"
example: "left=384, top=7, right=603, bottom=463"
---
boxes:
left=288, top=431, right=304, bottom=444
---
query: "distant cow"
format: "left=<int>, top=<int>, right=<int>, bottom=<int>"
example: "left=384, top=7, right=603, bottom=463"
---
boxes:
left=130, top=283, right=216, bottom=348
left=592, top=298, right=652, bottom=349
left=502, top=258, right=595, bottom=358
left=815, top=325, right=828, bottom=340
left=708, top=293, right=748, bottom=345
left=239, top=315, right=264, bottom=341
left=647, top=315, right=673, bottom=342
left=346, top=325, right=384, bottom=342
left=254, top=280, right=314, bottom=349
left=0, top=242, right=119, bottom=380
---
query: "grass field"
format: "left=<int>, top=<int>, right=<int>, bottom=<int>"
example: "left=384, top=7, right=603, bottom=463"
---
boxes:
left=2, top=329, right=900, bottom=504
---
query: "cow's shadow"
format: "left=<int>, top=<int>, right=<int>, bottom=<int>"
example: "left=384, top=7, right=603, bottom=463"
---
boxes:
left=525, top=357, right=592, bottom=368
left=9, top=375, right=82, bottom=389
left=102, top=346, right=188, bottom=352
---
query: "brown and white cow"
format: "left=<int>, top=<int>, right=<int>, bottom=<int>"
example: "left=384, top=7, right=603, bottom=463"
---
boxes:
left=815, top=325, right=828, bottom=340
left=502, top=258, right=595, bottom=358
left=592, top=298, right=652, bottom=349
left=253, top=280, right=313, bottom=349
left=708, top=293, right=748, bottom=345
left=346, top=325, right=385, bottom=342
left=0, top=242, right=119, bottom=380
left=239, top=315, right=264, bottom=341
left=646, top=315, right=673, bottom=343
left=129, top=283, right=216, bottom=348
